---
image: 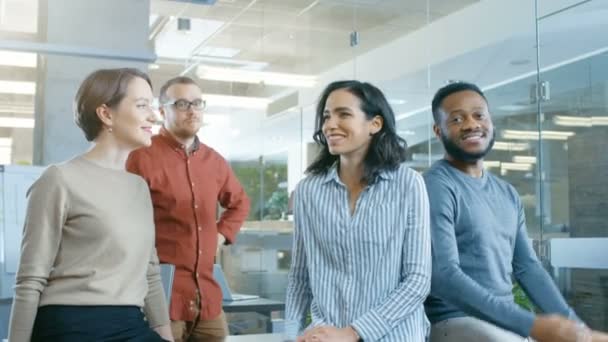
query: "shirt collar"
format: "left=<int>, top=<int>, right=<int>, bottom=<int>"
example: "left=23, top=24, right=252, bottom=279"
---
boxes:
left=159, top=126, right=201, bottom=152
left=321, top=163, right=341, bottom=185
left=378, top=169, right=394, bottom=181
left=320, top=163, right=395, bottom=185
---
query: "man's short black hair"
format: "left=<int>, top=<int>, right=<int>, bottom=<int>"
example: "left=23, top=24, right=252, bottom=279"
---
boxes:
left=431, top=82, right=487, bottom=124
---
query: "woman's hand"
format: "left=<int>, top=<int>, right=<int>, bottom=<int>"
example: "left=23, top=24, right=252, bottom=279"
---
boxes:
left=154, top=324, right=174, bottom=342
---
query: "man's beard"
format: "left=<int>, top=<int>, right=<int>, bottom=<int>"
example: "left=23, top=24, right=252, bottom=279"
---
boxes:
left=440, top=129, right=495, bottom=163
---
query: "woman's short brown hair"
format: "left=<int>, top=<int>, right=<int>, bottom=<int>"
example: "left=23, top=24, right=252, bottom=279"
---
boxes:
left=74, top=68, right=152, bottom=141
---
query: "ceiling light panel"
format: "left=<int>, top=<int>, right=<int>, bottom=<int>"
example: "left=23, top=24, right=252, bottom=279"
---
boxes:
left=493, top=141, right=530, bottom=151
left=0, top=50, right=37, bottom=68
left=0, top=81, right=36, bottom=95
left=197, top=65, right=317, bottom=88
left=205, top=94, right=271, bottom=109
left=0, top=117, right=35, bottom=128
left=553, top=115, right=608, bottom=127
left=501, top=130, right=575, bottom=141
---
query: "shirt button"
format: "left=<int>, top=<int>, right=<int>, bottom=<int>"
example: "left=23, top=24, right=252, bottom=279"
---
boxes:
left=198, top=249, right=202, bottom=254
left=194, top=204, right=198, bottom=209
left=191, top=182, right=195, bottom=187
left=198, top=226, right=202, bottom=231
left=196, top=272, right=200, bottom=278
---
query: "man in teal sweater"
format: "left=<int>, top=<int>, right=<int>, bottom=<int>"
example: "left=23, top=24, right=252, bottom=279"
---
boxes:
left=424, top=82, right=608, bottom=342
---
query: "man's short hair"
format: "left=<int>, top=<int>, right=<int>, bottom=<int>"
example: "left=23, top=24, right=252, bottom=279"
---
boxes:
left=431, top=81, right=487, bottom=124
left=159, top=76, right=199, bottom=104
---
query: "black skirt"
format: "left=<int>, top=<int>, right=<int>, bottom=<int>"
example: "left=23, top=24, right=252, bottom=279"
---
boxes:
left=31, top=305, right=168, bottom=342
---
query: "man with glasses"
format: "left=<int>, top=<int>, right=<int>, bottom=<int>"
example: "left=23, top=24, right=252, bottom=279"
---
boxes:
left=127, top=76, right=250, bottom=341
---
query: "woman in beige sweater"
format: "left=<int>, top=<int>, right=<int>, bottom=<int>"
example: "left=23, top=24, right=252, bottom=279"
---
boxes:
left=8, top=68, right=173, bottom=342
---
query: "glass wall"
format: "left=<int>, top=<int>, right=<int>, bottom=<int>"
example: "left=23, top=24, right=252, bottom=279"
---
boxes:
left=536, top=0, right=608, bottom=329
left=0, top=0, right=38, bottom=165
left=1, top=0, right=608, bottom=336
left=213, top=0, right=608, bottom=333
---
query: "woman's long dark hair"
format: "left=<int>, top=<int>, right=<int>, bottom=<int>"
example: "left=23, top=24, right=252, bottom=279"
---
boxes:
left=306, top=80, right=407, bottom=184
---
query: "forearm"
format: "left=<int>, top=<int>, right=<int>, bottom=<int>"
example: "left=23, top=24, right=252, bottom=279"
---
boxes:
left=217, top=167, right=250, bottom=244
left=433, top=264, right=535, bottom=336
left=217, top=206, right=248, bottom=243
left=144, top=251, right=171, bottom=327
left=286, top=273, right=312, bottom=335
left=144, top=285, right=171, bottom=327
left=516, top=262, right=578, bottom=320
left=285, top=249, right=311, bottom=334
left=512, top=218, right=579, bottom=322
left=9, top=285, right=43, bottom=342
left=351, top=267, right=430, bottom=341
left=287, top=185, right=312, bottom=335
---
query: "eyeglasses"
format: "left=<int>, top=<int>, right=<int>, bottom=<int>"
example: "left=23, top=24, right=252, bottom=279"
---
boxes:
left=164, top=99, right=206, bottom=112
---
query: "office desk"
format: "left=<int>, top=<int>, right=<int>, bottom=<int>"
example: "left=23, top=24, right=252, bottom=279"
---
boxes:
left=223, top=298, right=285, bottom=333
left=225, top=333, right=290, bottom=342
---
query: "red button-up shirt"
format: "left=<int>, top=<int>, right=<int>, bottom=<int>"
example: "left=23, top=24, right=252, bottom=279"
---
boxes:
left=127, top=128, right=250, bottom=322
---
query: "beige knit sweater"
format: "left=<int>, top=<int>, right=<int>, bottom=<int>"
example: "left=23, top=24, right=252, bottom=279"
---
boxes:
left=8, top=157, right=170, bottom=342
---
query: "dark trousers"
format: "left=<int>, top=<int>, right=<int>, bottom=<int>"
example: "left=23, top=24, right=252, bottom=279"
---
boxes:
left=31, top=305, right=168, bottom=342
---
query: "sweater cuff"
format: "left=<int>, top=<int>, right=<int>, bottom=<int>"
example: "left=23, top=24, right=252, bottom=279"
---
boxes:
left=568, top=308, right=583, bottom=324
left=9, top=328, right=32, bottom=342
left=145, top=303, right=170, bottom=328
left=509, top=309, right=536, bottom=337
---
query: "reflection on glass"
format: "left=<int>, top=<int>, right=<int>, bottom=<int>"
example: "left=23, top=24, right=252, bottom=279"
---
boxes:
left=537, top=0, right=608, bottom=330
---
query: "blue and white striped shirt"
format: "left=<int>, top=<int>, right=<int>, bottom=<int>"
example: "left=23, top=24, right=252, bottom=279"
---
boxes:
left=286, top=163, right=431, bottom=341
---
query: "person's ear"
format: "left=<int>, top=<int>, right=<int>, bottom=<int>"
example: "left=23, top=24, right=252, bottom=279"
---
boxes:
left=96, top=104, right=114, bottom=131
left=370, top=115, right=383, bottom=135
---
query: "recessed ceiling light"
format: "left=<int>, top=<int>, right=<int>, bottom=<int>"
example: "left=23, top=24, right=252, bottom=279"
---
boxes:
left=493, top=141, right=530, bottom=151
left=501, top=162, right=533, bottom=171
left=445, top=79, right=463, bottom=85
left=389, top=99, right=407, bottom=105
left=497, top=104, right=530, bottom=112
left=513, top=155, right=537, bottom=164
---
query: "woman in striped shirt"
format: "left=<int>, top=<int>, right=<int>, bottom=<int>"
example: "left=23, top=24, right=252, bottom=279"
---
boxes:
left=286, top=80, right=432, bottom=342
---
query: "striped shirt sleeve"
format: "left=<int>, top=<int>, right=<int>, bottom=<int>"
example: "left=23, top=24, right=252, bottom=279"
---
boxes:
left=285, top=184, right=312, bottom=337
left=351, top=173, right=432, bottom=341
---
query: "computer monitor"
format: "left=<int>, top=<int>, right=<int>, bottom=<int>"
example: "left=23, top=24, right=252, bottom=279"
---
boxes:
left=160, top=263, right=175, bottom=303
left=213, top=264, right=259, bottom=301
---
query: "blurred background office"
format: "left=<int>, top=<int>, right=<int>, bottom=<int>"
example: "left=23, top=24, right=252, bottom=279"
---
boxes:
left=0, top=0, right=607, bottom=336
